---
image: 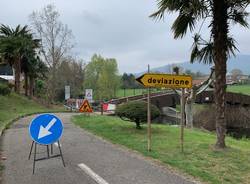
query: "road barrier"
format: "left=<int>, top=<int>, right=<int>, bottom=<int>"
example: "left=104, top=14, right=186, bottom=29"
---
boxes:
left=64, top=99, right=85, bottom=111
left=102, top=103, right=116, bottom=112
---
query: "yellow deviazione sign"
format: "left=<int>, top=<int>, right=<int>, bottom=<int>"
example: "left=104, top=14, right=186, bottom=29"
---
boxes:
left=136, top=73, right=192, bottom=89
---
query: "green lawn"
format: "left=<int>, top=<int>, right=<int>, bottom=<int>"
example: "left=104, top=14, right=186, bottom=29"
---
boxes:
left=227, top=84, right=250, bottom=95
left=0, top=93, right=65, bottom=131
left=73, top=115, right=250, bottom=184
left=115, top=88, right=160, bottom=98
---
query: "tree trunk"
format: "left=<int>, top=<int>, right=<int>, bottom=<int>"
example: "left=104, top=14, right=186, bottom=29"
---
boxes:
left=14, top=58, right=21, bottom=94
left=50, top=43, right=57, bottom=104
left=24, top=72, right=28, bottom=96
left=29, top=76, right=34, bottom=98
left=49, top=62, right=56, bottom=103
left=185, top=100, right=193, bottom=128
left=135, top=121, right=141, bottom=129
left=212, top=0, right=228, bottom=148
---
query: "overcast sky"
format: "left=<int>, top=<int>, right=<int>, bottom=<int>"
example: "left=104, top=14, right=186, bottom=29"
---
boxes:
left=1, top=0, right=250, bottom=74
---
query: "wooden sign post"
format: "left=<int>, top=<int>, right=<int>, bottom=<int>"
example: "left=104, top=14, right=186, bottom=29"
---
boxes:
left=147, top=65, right=151, bottom=152
left=136, top=71, right=192, bottom=152
left=180, top=88, right=185, bottom=153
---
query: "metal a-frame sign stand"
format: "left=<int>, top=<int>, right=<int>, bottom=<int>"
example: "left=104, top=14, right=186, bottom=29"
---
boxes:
left=28, top=140, right=65, bottom=174
left=28, top=114, right=65, bottom=174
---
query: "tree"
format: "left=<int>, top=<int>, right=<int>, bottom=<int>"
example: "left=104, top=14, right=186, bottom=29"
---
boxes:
left=121, top=73, right=141, bottom=89
left=97, top=58, right=120, bottom=99
left=185, top=69, right=194, bottom=77
left=116, top=101, right=160, bottom=129
left=84, top=54, right=120, bottom=100
left=20, top=33, right=41, bottom=97
left=151, top=0, right=250, bottom=148
left=175, top=67, right=215, bottom=128
left=54, top=57, right=85, bottom=101
left=28, top=57, right=48, bottom=98
left=121, top=73, right=130, bottom=88
left=34, top=61, right=49, bottom=99
left=0, top=24, right=39, bottom=94
left=29, top=4, right=74, bottom=102
left=231, top=68, right=243, bottom=82
left=84, top=54, right=105, bottom=99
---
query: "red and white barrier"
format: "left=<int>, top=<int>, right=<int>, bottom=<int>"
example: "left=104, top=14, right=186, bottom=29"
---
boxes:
left=103, top=103, right=116, bottom=111
left=65, top=99, right=84, bottom=110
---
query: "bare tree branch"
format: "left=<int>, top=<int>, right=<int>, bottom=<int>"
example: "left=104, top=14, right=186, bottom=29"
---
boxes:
left=29, top=4, right=74, bottom=102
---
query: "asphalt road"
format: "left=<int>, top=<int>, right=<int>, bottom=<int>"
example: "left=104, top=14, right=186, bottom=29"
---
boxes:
left=1, top=113, right=198, bottom=184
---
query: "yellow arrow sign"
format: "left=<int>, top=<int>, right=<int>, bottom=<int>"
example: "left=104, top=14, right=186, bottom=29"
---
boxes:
left=136, top=73, right=192, bottom=89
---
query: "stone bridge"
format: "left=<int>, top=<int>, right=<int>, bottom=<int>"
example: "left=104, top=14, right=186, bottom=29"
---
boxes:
left=108, top=90, right=250, bottom=109
left=109, top=90, right=250, bottom=137
left=108, top=90, right=179, bottom=109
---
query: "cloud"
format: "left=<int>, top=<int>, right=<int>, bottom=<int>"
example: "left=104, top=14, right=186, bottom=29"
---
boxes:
left=81, top=10, right=102, bottom=26
left=0, top=0, right=250, bottom=74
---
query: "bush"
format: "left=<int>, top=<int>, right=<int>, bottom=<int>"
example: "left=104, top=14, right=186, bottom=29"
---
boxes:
left=0, top=83, right=11, bottom=96
left=115, top=101, right=160, bottom=129
left=35, top=79, right=46, bottom=98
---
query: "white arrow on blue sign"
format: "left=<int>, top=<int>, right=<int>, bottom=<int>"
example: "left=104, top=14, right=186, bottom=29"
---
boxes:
left=29, top=114, right=63, bottom=145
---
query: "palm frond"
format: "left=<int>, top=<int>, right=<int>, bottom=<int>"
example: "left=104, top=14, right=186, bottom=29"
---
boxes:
left=226, top=36, right=239, bottom=57
left=228, top=0, right=250, bottom=9
left=190, top=34, right=239, bottom=64
left=0, top=24, right=13, bottom=36
left=150, top=0, right=210, bottom=38
left=0, top=24, right=41, bottom=70
left=198, top=42, right=214, bottom=64
left=150, top=0, right=182, bottom=20
left=172, top=13, right=196, bottom=38
left=190, top=34, right=214, bottom=64
left=229, top=9, right=249, bottom=27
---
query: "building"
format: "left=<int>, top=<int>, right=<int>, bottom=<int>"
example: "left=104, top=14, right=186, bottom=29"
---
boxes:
left=0, top=63, right=14, bottom=84
left=226, top=74, right=250, bottom=85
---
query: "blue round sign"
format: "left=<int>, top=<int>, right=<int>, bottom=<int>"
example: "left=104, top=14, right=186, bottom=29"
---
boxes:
left=29, top=114, right=63, bottom=145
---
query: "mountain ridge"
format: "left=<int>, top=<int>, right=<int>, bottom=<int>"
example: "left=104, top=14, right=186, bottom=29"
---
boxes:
left=136, top=55, right=250, bottom=76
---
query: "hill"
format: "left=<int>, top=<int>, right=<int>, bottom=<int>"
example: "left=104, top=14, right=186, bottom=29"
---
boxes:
left=138, top=55, right=250, bottom=75
left=0, top=93, right=64, bottom=132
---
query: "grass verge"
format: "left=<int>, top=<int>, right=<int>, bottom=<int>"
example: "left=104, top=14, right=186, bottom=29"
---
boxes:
left=227, top=84, right=250, bottom=95
left=0, top=93, right=69, bottom=177
left=115, top=88, right=161, bottom=98
left=73, top=115, right=250, bottom=184
left=0, top=93, right=66, bottom=133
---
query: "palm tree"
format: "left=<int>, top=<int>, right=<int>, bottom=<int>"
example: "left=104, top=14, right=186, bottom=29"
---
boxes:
left=24, top=54, right=47, bottom=98
left=0, top=24, right=40, bottom=94
left=20, top=34, right=40, bottom=96
left=0, top=25, right=28, bottom=93
left=151, top=0, right=250, bottom=148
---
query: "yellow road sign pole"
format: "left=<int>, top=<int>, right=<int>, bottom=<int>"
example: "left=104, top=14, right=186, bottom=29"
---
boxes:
left=147, top=65, right=151, bottom=152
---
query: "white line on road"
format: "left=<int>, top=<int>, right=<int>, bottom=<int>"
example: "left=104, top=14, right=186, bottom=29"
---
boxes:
left=78, top=163, right=109, bottom=184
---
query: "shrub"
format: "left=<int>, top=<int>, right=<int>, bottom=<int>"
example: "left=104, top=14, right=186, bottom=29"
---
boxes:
left=0, top=83, right=11, bottom=96
left=35, top=79, right=47, bottom=99
left=115, top=101, right=160, bottom=129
